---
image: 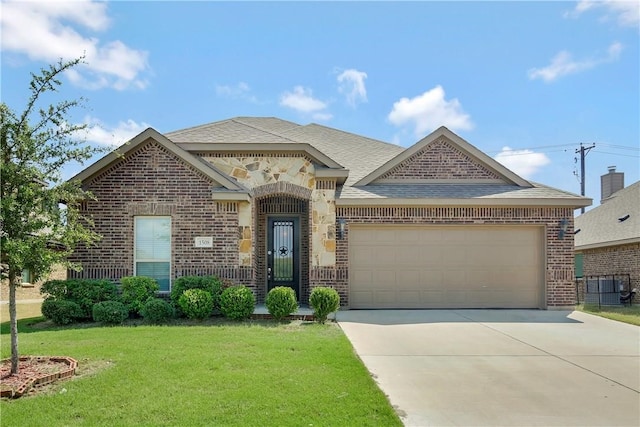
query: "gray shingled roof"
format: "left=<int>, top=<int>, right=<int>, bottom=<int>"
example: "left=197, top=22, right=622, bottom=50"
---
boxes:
left=575, top=181, right=639, bottom=249
left=338, top=183, right=590, bottom=200
left=166, top=117, right=403, bottom=185
left=164, top=117, right=590, bottom=205
left=280, top=123, right=403, bottom=185
left=165, top=117, right=301, bottom=144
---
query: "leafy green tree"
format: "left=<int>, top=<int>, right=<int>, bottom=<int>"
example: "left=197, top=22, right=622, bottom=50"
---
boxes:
left=1, top=58, right=104, bottom=374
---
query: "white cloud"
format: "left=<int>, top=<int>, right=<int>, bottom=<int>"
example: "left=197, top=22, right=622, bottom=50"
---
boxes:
left=0, top=0, right=150, bottom=90
left=528, top=42, right=623, bottom=82
left=565, top=1, right=639, bottom=28
left=494, top=146, right=551, bottom=179
left=337, top=69, right=368, bottom=106
left=81, top=117, right=150, bottom=147
left=279, top=86, right=332, bottom=120
left=387, top=86, right=474, bottom=138
left=215, top=82, right=258, bottom=103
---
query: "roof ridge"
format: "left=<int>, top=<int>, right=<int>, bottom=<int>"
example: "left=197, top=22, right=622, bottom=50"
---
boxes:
left=165, top=118, right=236, bottom=137
left=298, top=123, right=399, bottom=147
left=230, top=117, right=304, bottom=144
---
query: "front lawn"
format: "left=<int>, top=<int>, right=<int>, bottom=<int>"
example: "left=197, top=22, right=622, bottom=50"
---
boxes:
left=577, top=304, right=640, bottom=326
left=1, top=318, right=402, bottom=426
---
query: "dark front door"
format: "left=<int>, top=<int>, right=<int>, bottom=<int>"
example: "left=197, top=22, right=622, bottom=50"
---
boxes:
left=267, top=217, right=300, bottom=299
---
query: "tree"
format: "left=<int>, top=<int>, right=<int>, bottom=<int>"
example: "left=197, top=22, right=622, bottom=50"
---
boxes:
left=1, top=58, right=104, bottom=374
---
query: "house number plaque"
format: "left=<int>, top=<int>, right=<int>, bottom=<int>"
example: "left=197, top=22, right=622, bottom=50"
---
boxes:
left=194, top=236, right=213, bottom=248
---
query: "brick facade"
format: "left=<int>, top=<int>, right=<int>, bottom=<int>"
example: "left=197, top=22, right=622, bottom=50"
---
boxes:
left=68, top=131, right=582, bottom=309
left=68, top=140, right=247, bottom=286
left=579, top=243, right=640, bottom=303
left=380, top=138, right=501, bottom=180
left=332, top=206, right=576, bottom=308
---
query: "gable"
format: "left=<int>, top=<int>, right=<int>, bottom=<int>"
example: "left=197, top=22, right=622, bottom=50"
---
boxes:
left=378, top=137, right=502, bottom=182
left=70, top=128, right=250, bottom=201
left=356, top=126, right=531, bottom=187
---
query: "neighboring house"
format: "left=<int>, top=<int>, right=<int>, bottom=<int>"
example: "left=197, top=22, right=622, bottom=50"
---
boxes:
left=68, top=117, right=590, bottom=309
left=575, top=179, right=639, bottom=302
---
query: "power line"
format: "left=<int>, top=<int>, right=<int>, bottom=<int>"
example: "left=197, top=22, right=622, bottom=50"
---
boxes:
left=595, top=151, right=640, bottom=158
left=597, top=143, right=640, bottom=151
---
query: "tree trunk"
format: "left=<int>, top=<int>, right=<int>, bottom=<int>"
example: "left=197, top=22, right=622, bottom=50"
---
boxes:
left=9, top=270, right=19, bottom=374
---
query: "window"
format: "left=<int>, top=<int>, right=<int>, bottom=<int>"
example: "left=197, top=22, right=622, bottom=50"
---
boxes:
left=21, top=269, right=33, bottom=284
left=575, top=253, right=583, bottom=279
left=135, top=217, right=171, bottom=292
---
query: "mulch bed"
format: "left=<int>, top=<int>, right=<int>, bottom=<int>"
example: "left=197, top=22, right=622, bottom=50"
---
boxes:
left=0, top=356, right=77, bottom=398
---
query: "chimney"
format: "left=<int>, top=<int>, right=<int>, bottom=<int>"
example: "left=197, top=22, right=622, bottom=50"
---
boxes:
left=600, top=166, right=624, bottom=203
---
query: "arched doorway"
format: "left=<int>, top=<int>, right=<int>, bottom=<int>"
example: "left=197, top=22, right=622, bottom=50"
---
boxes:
left=256, top=195, right=310, bottom=302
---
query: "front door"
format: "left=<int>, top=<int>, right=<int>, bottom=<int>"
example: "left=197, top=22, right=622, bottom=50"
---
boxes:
left=267, top=217, right=300, bottom=299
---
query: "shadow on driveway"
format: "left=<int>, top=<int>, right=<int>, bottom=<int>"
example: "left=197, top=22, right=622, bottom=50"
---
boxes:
left=337, top=308, right=582, bottom=325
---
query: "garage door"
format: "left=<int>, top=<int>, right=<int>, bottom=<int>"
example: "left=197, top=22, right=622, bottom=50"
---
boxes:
left=349, top=225, right=544, bottom=309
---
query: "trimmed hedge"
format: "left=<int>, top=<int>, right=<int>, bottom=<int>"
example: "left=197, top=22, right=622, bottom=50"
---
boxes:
left=41, top=298, right=83, bottom=325
left=220, top=286, right=255, bottom=320
left=41, top=279, right=118, bottom=320
left=309, top=287, right=340, bottom=324
left=120, top=276, right=159, bottom=316
left=92, top=300, right=129, bottom=325
left=178, top=289, right=214, bottom=320
left=171, top=275, right=224, bottom=315
left=140, top=298, right=175, bottom=324
left=265, top=286, right=298, bottom=320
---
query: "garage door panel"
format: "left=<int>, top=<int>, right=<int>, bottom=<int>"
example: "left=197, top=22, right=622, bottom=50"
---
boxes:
left=350, top=225, right=543, bottom=309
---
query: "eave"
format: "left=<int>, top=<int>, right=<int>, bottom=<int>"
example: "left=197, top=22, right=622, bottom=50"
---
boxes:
left=335, top=197, right=592, bottom=208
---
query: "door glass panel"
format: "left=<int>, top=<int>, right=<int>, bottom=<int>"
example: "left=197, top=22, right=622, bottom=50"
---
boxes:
left=273, top=220, right=294, bottom=281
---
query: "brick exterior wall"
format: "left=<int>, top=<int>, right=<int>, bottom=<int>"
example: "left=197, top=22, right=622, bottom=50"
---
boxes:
left=333, top=206, right=576, bottom=308
left=579, top=243, right=640, bottom=303
left=68, top=136, right=580, bottom=309
left=380, top=138, right=501, bottom=180
left=68, top=140, right=245, bottom=287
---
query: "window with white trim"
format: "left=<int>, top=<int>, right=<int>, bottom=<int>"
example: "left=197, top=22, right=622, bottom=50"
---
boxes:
left=134, top=216, right=171, bottom=292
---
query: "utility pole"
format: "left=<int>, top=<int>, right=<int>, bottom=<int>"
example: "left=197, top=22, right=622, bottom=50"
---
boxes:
left=575, top=143, right=595, bottom=214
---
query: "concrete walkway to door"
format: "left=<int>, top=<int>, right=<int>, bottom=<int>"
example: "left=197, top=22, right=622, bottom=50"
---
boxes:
left=336, top=309, right=640, bottom=427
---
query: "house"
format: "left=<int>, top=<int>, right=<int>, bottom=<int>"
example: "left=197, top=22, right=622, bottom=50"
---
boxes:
left=68, top=117, right=590, bottom=309
left=575, top=170, right=639, bottom=302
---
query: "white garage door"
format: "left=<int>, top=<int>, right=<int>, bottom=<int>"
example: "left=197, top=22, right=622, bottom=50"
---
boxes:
left=349, top=225, right=544, bottom=309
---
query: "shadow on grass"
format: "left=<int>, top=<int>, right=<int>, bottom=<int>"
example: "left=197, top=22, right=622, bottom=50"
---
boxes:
left=0, top=315, right=331, bottom=335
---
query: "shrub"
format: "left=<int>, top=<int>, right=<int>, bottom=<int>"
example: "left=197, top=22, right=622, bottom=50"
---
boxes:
left=92, top=300, right=129, bottom=325
left=171, top=275, right=224, bottom=314
left=309, top=287, right=340, bottom=324
left=120, top=276, right=159, bottom=316
left=178, top=289, right=214, bottom=320
left=265, top=287, right=298, bottom=320
left=41, top=298, right=83, bottom=325
left=220, top=286, right=255, bottom=320
left=41, top=279, right=118, bottom=320
left=140, top=298, right=175, bottom=324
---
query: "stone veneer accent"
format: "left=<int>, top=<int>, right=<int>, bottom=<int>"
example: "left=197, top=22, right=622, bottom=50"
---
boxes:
left=332, top=206, right=576, bottom=308
left=579, top=243, right=640, bottom=303
left=380, top=138, right=502, bottom=180
left=203, top=155, right=337, bottom=269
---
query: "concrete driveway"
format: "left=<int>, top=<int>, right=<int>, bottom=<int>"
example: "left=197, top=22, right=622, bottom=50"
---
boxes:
left=336, top=310, right=640, bottom=427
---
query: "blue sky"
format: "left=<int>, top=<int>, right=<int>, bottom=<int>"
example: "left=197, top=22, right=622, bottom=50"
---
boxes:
left=1, top=0, right=638, bottom=212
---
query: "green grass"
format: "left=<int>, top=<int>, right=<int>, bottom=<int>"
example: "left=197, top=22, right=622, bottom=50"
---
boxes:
left=1, top=317, right=402, bottom=427
left=577, top=304, right=640, bottom=326
left=0, top=302, right=42, bottom=323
